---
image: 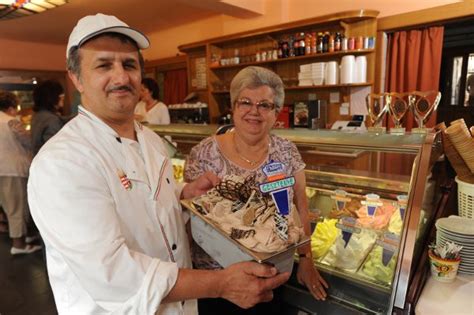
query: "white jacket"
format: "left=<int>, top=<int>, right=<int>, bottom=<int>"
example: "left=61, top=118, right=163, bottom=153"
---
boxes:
left=0, top=111, right=31, bottom=177
left=28, top=106, right=196, bottom=315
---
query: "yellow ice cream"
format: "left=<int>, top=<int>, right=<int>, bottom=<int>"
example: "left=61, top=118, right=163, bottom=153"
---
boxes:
left=388, top=209, right=404, bottom=235
left=311, top=218, right=339, bottom=259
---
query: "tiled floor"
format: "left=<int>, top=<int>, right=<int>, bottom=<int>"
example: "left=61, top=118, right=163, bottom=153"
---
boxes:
left=0, top=233, right=56, bottom=315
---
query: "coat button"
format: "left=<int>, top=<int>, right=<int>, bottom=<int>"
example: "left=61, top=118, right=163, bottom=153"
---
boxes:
left=166, top=178, right=170, bottom=184
left=171, top=244, right=177, bottom=250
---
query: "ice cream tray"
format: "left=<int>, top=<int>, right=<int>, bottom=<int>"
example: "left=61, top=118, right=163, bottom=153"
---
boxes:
left=181, top=199, right=310, bottom=273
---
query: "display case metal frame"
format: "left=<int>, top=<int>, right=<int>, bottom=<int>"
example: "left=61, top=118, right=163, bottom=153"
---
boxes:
left=149, top=124, right=443, bottom=314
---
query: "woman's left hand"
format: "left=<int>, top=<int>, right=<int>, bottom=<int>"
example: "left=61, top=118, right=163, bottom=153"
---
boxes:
left=296, top=257, right=328, bottom=300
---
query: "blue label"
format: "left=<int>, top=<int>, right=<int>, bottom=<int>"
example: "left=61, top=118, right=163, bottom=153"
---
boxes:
left=262, top=161, right=286, bottom=177
left=271, top=188, right=290, bottom=215
left=367, top=205, right=377, bottom=216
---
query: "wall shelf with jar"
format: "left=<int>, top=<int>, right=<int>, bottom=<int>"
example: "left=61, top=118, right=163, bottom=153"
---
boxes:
left=179, top=10, right=379, bottom=125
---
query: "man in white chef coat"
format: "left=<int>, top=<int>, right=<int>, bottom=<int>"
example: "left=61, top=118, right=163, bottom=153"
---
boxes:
left=27, top=13, right=289, bottom=315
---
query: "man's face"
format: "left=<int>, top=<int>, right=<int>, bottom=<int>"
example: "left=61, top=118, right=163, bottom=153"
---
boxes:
left=69, top=35, right=142, bottom=124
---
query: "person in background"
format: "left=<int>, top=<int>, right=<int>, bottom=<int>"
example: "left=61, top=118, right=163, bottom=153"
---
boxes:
left=0, top=90, right=41, bottom=255
left=185, top=66, right=328, bottom=314
left=31, top=80, right=65, bottom=156
left=466, top=74, right=474, bottom=106
left=135, top=77, right=170, bottom=124
left=28, top=14, right=289, bottom=314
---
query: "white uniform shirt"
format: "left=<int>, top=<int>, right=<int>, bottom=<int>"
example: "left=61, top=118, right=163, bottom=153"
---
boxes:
left=140, top=102, right=170, bottom=125
left=28, top=106, right=196, bottom=315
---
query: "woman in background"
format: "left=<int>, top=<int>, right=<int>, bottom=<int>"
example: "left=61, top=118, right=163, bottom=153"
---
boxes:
left=0, top=90, right=40, bottom=254
left=31, top=80, right=65, bottom=156
left=135, top=77, right=170, bottom=125
left=185, top=66, right=328, bottom=314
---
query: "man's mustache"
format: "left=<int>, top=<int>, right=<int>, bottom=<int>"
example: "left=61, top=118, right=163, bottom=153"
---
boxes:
left=107, top=85, right=134, bottom=93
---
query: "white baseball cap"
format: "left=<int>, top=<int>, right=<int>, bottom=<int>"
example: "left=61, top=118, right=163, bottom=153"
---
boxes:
left=66, top=13, right=150, bottom=58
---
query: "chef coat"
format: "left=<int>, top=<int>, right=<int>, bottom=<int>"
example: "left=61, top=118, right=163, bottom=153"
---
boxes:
left=28, top=106, right=196, bottom=315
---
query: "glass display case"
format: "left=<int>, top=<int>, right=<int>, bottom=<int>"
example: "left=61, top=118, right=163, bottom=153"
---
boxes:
left=149, top=124, right=443, bottom=314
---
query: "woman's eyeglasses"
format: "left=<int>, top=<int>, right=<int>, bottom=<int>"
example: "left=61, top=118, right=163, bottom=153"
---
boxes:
left=235, top=98, right=275, bottom=113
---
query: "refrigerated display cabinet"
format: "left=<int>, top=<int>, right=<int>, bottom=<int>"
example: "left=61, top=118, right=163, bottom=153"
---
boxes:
left=149, top=124, right=445, bottom=314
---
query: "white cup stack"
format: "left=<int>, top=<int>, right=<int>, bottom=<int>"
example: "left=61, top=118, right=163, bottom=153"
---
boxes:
left=325, top=61, right=338, bottom=85
left=340, top=55, right=356, bottom=84
left=355, top=56, right=367, bottom=83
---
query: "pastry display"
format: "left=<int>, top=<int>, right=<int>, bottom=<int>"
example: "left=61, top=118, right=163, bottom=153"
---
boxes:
left=192, top=174, right=304, bottom=253
left=311, top=218, right=339, bottom=259
left=321, top=220, right=377, bottom=272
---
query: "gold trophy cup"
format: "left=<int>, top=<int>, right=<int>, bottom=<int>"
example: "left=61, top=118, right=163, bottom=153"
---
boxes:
left=409, top=91, right=441, bottom=133
left=366, top=93, right=389, bottom=133
left=387, top=92, right=410, bottom=134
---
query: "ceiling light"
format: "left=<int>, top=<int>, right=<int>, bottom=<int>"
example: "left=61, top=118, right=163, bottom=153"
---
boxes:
left=0, top=0, right=67, bottom=20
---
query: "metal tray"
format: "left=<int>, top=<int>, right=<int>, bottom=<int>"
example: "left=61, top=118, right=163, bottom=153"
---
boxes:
left=181, top=199, right=310, bottom=273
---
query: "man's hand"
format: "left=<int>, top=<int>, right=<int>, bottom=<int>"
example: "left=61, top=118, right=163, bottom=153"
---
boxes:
left=217, top=261, right=290, bottom=309
left=181, top=171, right=220, bottom=200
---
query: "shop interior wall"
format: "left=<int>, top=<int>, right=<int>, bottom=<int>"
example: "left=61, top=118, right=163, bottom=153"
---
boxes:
left=143, top=0, right=461, bottom=61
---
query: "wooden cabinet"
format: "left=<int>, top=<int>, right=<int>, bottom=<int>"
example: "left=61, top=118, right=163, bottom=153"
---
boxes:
left=179, top=10, right=378, bottom=124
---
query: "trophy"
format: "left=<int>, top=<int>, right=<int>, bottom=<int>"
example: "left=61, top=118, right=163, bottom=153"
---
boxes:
left=409, top=91, right=441, bottom=133
left=387, top=92, right=410, bottom=134
left=366, top=93, right=389, bottom=133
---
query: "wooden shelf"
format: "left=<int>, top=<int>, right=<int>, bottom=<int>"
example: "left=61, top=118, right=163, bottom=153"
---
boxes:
left=285, top=82, right=373, bottom=90
left=179, top=10, right=378, bottom=123
left=209, top=49, right=375, bottom=70
left=211, top=82, right=373, bottom=94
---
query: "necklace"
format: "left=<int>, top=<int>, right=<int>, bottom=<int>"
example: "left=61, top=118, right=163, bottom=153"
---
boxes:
left=233, top=132, right=270, bottom=166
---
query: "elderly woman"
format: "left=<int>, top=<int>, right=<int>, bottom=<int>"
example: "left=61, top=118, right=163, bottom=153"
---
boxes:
left=31, top=80, right=65, bottom=156
left=185, top=66, right=328, bottom=312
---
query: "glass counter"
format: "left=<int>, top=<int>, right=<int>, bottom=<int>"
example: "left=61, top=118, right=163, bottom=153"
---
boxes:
left=149, top=124, right=443, bottom=314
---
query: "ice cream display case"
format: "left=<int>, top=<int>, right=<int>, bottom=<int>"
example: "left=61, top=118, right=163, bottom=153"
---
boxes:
left=149, top=124, right=443, bottom=314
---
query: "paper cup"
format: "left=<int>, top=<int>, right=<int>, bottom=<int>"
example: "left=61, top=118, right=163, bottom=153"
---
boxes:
left=428, top=250, right=460, bottom=283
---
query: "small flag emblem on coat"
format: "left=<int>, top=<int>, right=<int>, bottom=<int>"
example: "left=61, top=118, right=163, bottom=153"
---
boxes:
left=118, top=170, right=132, bottom=191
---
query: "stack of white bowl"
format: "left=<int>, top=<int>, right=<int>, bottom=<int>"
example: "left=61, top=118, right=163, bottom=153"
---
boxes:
left=436, top=215, right=474, bottom=274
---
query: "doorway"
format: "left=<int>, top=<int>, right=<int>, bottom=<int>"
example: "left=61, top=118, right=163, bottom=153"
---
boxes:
left=437, top=19, right=474, bottom=126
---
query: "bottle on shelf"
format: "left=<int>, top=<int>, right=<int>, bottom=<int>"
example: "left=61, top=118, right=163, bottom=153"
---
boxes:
left=305, top=33, right=312, bottom=55
left=322, top=32, right=329, bottom=53
left=316, top=32, right=324, bottom=53
left=342, top=34, right=348, bottom=51
left=289, top=35, right=295, bottom=57
left=293, top=33, right=300, bottom=56
left=234, top=48, right=240, bottom=65
left=299, top=32, right=306, bottom=56
left=328, top=33, right=335, bottom=53
left=311, top=32, right=317, bottom=54
left=278, top=39, right=284, bottom=59
left=335, top=32, right=342, bottom=52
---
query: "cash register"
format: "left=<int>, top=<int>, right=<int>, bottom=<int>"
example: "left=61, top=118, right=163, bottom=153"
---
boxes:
left=331, top=115, right=367, bottom=131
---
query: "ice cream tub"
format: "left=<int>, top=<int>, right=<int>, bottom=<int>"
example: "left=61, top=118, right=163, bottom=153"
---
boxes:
left=181, top=199, right=310, bottom=273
